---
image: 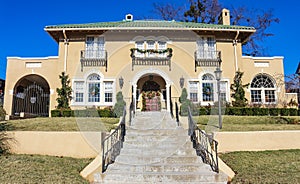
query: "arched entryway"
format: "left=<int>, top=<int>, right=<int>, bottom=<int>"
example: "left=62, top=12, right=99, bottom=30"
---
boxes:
left=136, top=74, right=167, bottom=111
left=131, top=69, right=172, bottom=112
left=12, top=74, right=50, bottom=117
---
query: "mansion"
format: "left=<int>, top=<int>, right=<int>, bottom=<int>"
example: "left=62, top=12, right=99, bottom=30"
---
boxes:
left=3, top=9, right=295, bottom=117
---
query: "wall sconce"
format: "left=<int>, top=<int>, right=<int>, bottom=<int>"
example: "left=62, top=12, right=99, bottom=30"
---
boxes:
left=180, top=76, right=185, bottom=88
left=119, top=76, right=124, bottom=89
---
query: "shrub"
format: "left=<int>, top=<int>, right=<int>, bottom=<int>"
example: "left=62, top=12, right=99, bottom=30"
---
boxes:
left=0, top=107, right=6, bottom=121
left=61, top=109, right=73, bottom=117
left=269, top=108, right=280, bottom=116
left=51, top=110, right=61, bottom=117
left=98, top=108, right=115, bottom=117
left=0, top=122, right=13, bottom=154
left=280, top=108, right=290, bottom=116
left=243, top=108, right=253, bottom=116
left=114, top=92, right=126, bottom=117
left=199, top=107, right=208, bottom=115
left=289, top=108, right=298, bottom=116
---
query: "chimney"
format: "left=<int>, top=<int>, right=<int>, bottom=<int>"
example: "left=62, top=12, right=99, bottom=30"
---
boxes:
left=125, top=14, right=133, bottom=21
left=218, top=8, right=230, bottom=25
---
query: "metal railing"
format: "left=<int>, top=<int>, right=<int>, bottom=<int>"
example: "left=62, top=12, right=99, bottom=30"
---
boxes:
left=187, top=106, right=219, bottom=173
left=130, top=48, right=173, bottom=71
left=175, top=102, right=179, bottom=125
left=194, top=50, right=221, bottom=72
left=80, top=50, right=108, bottom=71
left=101, top=106, right=126, bottom=172
left=129, top=99, right=135, bottom=125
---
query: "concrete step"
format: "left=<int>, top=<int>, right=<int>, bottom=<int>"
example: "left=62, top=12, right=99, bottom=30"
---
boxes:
left=120, top=146, right=196, bottom=156
left=102, top=172, right=227, bottom=183
left=107, top=163, right=212, bottom=173
left=126, top=128, right=186, bottom=136
left=122, top=140, right=193, bottom=150
left=115, top=155, right=203, bottom=165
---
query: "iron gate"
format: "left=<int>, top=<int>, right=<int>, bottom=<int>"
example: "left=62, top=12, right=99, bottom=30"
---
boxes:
left=12, top=84, right=50, bottom=117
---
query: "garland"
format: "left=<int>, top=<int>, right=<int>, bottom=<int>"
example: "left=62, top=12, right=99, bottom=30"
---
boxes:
left=130, top=48, right=173, bottom=57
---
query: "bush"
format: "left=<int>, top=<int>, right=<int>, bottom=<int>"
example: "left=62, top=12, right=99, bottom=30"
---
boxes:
left=0, top=122, right=13, bottom=154
left=289, top=108, right=298, bottom=116
left=114, top=92, right=126, bottom=118
left=269, top=108, right=280, bottom=116
left=243, top=108, right=253, bottom=116
left=51, top=110, right=61, bottom=117
left=0, top=107, right=6, bottom=121
left=199, top=107, right=208, bottom=115
left=280, top=108, right=290, bottom=116
left=61, top=109, right=73, bottom=117
left=98, top=108, right=115, bottom=117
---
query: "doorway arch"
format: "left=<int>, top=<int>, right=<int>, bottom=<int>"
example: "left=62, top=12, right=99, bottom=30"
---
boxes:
left=12, top=74, right=50, bottom=117
left=131, top=69, right=173, bottom=111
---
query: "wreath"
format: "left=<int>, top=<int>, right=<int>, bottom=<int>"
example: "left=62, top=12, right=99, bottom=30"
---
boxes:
left=203, top=86, right=213, bottom=95
left=89, top=85, right=100, bottom=96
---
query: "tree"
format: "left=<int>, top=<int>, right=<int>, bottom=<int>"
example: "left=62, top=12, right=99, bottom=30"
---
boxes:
left=114, top=91, right=126, bottom=117
left=56, top=72, right=72, bottom=109
left=230, top=71, right=249, bottom=107
left=153, top=2, right=184, bottom=21
left=153, top=0, right=279, bottom=56
left=179, top=88, right=193, bottom=115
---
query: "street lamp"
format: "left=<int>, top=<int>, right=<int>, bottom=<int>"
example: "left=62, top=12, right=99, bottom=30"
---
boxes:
left=214, top=67, right=222, bottom=129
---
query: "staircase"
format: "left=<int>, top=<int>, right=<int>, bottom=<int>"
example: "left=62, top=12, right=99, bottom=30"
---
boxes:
left=97, top=111, right=228, bottom=183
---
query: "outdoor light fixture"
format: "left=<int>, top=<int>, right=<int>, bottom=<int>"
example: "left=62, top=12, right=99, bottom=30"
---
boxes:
left=180, top=76, right=185, bottom=88
left=214, top=67, right=223, bottom=129
left=119, top=76, right=124, bottom=89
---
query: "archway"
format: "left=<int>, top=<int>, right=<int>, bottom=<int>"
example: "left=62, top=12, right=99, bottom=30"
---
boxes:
left=12, top=74, right=50, bottom=117
left=136, top=74, right=167, bottom=111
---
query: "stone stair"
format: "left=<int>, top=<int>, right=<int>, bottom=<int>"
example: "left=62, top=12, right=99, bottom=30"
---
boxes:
left=96, top=111, right=228, bottom=183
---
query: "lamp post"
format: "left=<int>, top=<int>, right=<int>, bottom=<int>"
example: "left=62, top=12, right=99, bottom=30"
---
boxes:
left=214, top=67, right=222, bottom=129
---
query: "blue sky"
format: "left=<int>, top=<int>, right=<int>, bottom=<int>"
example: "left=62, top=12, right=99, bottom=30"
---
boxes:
left=0, top=0, right=299, bottom=80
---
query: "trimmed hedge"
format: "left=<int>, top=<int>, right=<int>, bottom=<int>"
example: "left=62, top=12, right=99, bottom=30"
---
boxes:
left=51, top=108, right=116, bottom=117
left=197, top=107, right=299, bottom=116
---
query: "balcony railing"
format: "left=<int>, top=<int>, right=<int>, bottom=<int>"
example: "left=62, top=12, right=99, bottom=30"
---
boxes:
left=130, top=48, right=173, bottom=71
left=80, top=50, right=107, bottom=72
left=194, top=51, right=222, bottom=72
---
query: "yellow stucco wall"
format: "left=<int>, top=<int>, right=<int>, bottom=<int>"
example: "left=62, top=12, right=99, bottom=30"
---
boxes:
left=4, top=29, right=291, bottom=116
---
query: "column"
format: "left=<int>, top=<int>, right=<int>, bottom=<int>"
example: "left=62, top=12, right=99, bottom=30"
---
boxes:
left=166, top=84, right=170, bottom=111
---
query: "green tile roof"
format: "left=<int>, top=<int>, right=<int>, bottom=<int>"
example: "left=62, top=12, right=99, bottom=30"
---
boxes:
left=45, top=20, right=255, bottom=31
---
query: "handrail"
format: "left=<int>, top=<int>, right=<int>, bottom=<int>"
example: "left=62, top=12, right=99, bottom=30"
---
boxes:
left=187, top=106, right=219, bottom=173
left=175, top=102, right=179, bottom=126
left=101, top=106, right=126, bottom=172
left=129, top=99, right=135, bottom=125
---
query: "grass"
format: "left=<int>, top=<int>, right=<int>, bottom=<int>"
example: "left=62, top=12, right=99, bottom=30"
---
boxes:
left=4, top=117, right=119, bottom=131
left=220, top=149, right=300, bottom=184
left=0, top=154, right=92, bottom=183
left=195, top=115, right=300, bottom=131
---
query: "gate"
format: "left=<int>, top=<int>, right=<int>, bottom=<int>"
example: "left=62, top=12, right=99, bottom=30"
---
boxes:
left=12, top=84, right=50, bottom=117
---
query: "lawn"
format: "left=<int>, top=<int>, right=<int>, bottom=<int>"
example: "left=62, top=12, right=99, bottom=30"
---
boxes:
left=0, top=154, right=92, bottom=183
left=4, top=117, right=119, bottom=131
left=195, top=115, right=300, bottom=131
left=220, top=149, right=300, bottom=184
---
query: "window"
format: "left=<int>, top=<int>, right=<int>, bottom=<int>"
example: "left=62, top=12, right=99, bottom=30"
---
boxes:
left=196, top=36, right=216, bottom=59
left=104, top=82, right=113, bottom=102
left=85, top=36, right=105, bottom=59
left=202, top=74, right=214, bottom=102
left=74, top=82, right=84, bottom=102
left=189, top=81, right=198, bottom=102
left=135, top=41, right=144, bottom=57
left=146, top=40, right=155, bottom=57
left=250, top=74, right=276, bottom=104
left=158, top=41, right=167, bottom=57
left=87, top=74, right=101, bottom=102
left=220, top=81, right=227, bottom=102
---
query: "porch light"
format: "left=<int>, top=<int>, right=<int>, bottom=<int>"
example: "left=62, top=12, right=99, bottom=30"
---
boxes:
left=119, top=76, right=124, bottom=89
left=214, top=67, right=223, bottom=129
left=180, top=76, right=185, bottom=88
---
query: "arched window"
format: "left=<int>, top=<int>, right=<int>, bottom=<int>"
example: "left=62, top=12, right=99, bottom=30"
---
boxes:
left=250, top=74, right=276, bottom=103
left=87, top=74, right=101, bottom=102
left=202, top=74, right=214, bottom=102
